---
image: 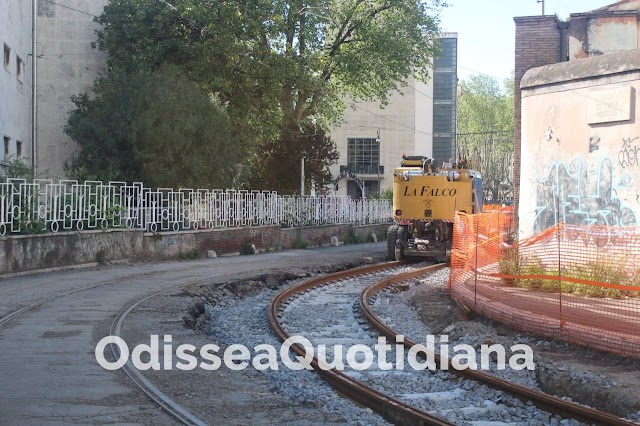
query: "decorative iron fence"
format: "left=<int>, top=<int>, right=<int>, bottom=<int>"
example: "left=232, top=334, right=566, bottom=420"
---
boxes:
left=0, top=179, right=393, bottom=236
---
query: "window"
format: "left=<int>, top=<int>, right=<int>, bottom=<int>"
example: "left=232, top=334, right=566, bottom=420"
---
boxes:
left=347, top=138, right=380, bottom=174
left=4, top=137, right=10, bottom=161
left=16, top=141, right=22, bottom=159
left=16, top=56, right=24, bottom=82
left=4, top=44, right=10, bottom=72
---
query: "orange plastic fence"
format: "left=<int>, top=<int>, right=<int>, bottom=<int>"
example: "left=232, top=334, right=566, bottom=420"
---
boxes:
left=450, top=211, right=640, bottom=358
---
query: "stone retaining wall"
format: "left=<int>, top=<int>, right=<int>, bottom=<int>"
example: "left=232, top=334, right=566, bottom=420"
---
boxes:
left=0, top=224, right=388, bottom=276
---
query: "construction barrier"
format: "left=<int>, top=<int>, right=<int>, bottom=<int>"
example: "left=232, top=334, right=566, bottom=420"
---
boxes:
left=450, top=210, right=640, bottom=358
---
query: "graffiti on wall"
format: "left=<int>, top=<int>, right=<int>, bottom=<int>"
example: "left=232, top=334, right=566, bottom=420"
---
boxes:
left=534, top=156, right=637, bottom=234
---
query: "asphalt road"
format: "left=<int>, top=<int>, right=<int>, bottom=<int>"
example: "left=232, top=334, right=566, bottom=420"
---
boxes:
left=0, top=243, right=386, bottom=425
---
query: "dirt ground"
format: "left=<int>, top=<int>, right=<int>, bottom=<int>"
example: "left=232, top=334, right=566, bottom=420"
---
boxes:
left=117, top=255, right=384, bottom=425
left=408, top=279, right=640, bottom=419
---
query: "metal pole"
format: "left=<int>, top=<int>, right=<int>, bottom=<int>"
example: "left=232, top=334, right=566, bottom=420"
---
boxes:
left=537, top=0, right=545, bottom=15
left=376, top=127, right=381, bottom=196
left=300, top=157, right=305, bottom=196
left=31, top=0, right=37, bottom=176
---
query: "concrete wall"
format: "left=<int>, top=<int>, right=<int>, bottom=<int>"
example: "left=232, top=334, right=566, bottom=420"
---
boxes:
left=519, top=49, right=640, bottom=239
left=0, top=223, right=389, bottom=276
left=569, top=2, right=640, bottom=60
left=36, top=0, right=108, bottom=179
left=0, top=0, right=33, bottom=169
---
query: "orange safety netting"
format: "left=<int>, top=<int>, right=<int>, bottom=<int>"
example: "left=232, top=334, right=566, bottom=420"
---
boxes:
left=450, top=210, right=640, bottom=358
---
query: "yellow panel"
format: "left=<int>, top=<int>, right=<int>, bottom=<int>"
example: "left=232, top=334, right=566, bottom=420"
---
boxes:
left=392, top=172, right=474, bottom=220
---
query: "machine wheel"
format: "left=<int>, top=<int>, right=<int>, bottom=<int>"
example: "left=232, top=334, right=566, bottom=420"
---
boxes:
left=386, top=225, right=399, bottom=260
left=395, top=226, right=407, bottom=261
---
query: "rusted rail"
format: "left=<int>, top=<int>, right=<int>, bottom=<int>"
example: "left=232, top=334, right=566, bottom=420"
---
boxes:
left=267, top=261, right=454, bottom=426
left=360, top=264, right=637, bottom=426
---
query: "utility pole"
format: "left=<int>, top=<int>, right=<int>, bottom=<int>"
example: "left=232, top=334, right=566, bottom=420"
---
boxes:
left=31, top=0, right=37, bottom=176
left=537, top=0, right=545, bottom=15
left=300, top=157, right=305, bottom=196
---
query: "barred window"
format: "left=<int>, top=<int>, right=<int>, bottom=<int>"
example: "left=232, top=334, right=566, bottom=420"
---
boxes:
left=347, top=138, right=379, bottom=167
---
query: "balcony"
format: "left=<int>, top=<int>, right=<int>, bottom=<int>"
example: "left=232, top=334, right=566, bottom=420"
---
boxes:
left=340, top=165, right=384, bottom=176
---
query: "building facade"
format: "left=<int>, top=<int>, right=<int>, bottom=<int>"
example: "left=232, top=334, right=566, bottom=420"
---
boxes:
left=35, top=0, right=108, bottom=179
left=514, top=0, right=640, bottom=231
left=330, top=33, right=458, bottom=198
left=515, top=0, right=640, bottom=237
left=1, top=0, right=33, bottom=176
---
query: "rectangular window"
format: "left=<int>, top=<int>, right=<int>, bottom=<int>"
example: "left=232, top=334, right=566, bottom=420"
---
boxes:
left=16, top=141, right=22, bottom=159
left=4, top=44, right=10, bottom=72
left=16, top=56, right=24, bottom=82
left=4, top=136, right=10, bottom=161
left=347, top=138, right=380, bottom=174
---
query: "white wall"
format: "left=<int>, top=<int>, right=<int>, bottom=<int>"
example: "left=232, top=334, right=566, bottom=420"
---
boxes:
left=0, top=0, right=32, bottom=168
left=36, top=0, right=108, bottom=178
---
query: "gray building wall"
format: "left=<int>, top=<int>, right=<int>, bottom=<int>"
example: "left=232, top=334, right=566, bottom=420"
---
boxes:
left=432, top=33, right=457, bottom=168
left=36, top=0, right=108, bottom=179
left=0, top=0, right=33, bottom=174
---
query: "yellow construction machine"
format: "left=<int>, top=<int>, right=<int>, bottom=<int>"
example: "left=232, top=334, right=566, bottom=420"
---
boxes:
left=387, top=155, right=483, bottom=260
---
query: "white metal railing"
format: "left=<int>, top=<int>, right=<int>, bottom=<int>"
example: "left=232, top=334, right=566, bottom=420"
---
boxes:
left=0, top=179, right=392, bottom=236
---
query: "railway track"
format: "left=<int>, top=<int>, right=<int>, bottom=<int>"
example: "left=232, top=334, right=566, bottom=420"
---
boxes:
left=0, top=270, right=211, bottom=426
left=268, top=261, right=637, bottom=426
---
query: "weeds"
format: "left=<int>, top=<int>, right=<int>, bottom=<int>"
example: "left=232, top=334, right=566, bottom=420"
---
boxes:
left=180, top=249, right=199, bottom=260
left=241, top=243, right=256, bottom=255
left=292, top=231, right=308, bottom=249
left=344, top=227, right=362, bottom=245
left=498, top=249, right=638, bottom=298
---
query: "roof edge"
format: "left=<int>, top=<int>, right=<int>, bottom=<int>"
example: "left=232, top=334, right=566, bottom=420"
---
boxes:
left=521, top=49, right=640, bottom=89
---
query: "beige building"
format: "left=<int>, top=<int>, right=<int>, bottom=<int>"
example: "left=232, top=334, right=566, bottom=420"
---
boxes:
left=331, top=33, right=458, bottom=198
left=35, top=0, right=108, bottom=179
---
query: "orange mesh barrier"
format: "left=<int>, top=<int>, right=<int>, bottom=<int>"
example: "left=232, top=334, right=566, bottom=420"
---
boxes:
left=450, top=212, right=640, bottom=358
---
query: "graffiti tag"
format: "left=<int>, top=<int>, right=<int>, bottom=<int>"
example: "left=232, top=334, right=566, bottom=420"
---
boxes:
left=589, top=136, right=600, bottom=154
left=618, top=137, right=640, bottom=168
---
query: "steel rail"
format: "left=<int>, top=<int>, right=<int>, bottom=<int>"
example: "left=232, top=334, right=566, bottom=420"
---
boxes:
left=267, top=261, right=455, bottom=426
left=359, top=264, right=637, bottom=426
left=110, top=285, right=207, bottom=426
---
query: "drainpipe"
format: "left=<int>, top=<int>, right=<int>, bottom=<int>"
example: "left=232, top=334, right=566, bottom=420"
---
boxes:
left=31, top=0, right=37, bottom=176
left=558, top=21, right=570, bottom=62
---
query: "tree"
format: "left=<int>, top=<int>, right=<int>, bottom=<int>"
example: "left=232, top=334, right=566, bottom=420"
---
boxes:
left=65, top=66, right=243, bottom=188
left=134, top=66, right=245, bottom=188
left=457, top=73, right=514, bottom=202
left=90, top=0, right=445, bottom=190
left=248, top=123, right=339, bottom=194
left=64, top=70, right=146, bottom=182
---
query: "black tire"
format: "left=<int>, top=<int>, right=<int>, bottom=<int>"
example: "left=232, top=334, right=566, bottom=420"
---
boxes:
left=386, top=225, right=399, bottom=260
left=395, top=226, right=407, bottom=261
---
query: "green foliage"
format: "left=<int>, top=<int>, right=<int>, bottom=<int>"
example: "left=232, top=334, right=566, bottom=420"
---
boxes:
left=64, top=70, right=146, bottom=182
left=85, top=0, right=445, bottom=191
left=370, top=188, right=393, bottom=201
left=292, top=231, right=308, bottom=249
left=499, top=250, right=638, bottom=298
left=180, top=249, right=199, bottom=260
left=344, top=227, right=363, bottom=245
left=1, top=157, right=33, bottom=182
left=95, top=249, right=108, bottom=266
left=248, top=123, right=339, bottom=194
left=457, top=73, right=515, bottom=201
left=240, top=243, right=256, bottom=255
left=65, top=66, right=244, bottom=188
left=134, top=66, right=245, bottom=188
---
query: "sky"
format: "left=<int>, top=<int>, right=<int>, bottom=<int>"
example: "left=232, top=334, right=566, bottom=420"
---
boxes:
left=438, top=0, right=617, bottom=86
